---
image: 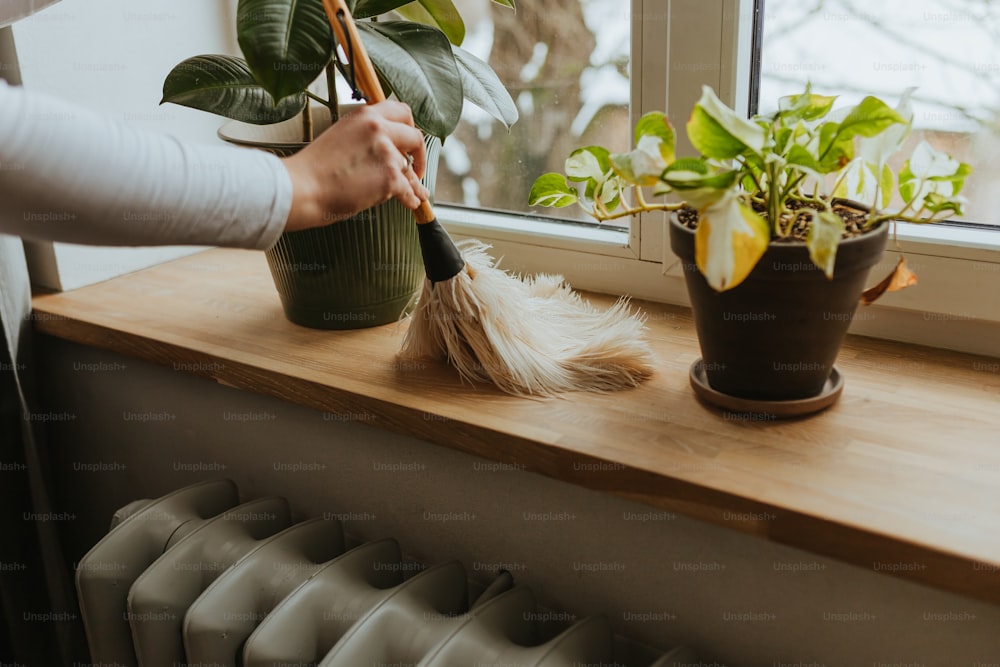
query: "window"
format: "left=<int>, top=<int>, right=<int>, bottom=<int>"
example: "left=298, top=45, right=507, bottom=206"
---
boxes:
left=760, top=0, right=1000, bottom=228
left=436, top=0, right=1000, bottom=357
left=437, top=0, right=631, bottom=227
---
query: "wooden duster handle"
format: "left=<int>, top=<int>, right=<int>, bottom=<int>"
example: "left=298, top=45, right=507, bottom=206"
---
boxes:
left=323, top=0, right=436, bottom=224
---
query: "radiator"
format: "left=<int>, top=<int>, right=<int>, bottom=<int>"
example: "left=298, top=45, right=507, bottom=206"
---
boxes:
left=75, top=479, right=697, bottom=667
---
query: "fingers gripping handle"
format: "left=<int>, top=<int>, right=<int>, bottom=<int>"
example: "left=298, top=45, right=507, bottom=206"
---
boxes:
left=323, top=0, right=432, bottom=226
left=323, top=0, right=464, bottom=283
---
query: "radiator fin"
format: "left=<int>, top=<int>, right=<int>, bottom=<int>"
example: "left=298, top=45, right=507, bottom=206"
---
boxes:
left=75, top=480, right=696, bottom=667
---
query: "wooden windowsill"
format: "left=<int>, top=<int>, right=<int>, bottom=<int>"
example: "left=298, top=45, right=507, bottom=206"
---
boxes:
left=31, top=248, right=1000, bottom=605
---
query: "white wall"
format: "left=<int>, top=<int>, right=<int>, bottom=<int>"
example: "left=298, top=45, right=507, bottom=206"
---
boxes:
left=36, top=338, right=1000, bottom=667
left=9, top=0, right=240, bottom=290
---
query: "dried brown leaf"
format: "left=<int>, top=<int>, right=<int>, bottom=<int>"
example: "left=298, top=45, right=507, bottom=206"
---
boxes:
left=860, top=256, right=919, bottom=306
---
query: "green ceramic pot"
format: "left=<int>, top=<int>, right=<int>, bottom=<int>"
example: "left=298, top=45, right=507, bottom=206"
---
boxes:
left=220, top=107, right=439, bottom=329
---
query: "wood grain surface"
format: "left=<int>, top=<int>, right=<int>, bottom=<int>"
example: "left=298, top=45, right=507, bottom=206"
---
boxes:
left=31, top=248, right=1000, bottom=603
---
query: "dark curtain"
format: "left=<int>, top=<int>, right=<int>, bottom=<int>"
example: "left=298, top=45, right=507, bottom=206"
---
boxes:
left=1, top=236, right=79, bottom=665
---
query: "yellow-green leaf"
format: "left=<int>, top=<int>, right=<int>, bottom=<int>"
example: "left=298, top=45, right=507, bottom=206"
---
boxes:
left=634, top=111, right=675, bottom=164
left=879, top=163, right=894, bottom=209
left=687, top=86, right=766, bottom=159
left=566, top=147, right=608, bottom=182
left=396, top=0, right=466, bottom=46
left=832, top=96, right=906, bottom=144
left=610, top=136, right=667, bottom=186
left=778, top=89, right=837, bottom=122
left=694, top=191, right=770, bottom=291
left=807, top=211, right=846, bottom=279
left=529, top=173, right=578, bottom=208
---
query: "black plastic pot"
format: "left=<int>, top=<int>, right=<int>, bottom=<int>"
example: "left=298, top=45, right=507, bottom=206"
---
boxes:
left=220, top=108, right=439, bottom=329
left=669, top=216, right=889, bottom=401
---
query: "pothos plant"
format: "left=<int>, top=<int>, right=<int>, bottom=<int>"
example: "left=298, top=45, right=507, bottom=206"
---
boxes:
left=530, top=86, right=971, bottom=295
left=160, top=0, right=518, bottom=143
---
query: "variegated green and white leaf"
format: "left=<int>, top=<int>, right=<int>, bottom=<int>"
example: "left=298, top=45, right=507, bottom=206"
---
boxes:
left=610, top=135, right=668, bottom=186
left=838, top=158, right=876, bottom=203
left=900, top=140, right=970, bottom=209
left=660, top=162, right=737, bottom=192
left=597, top=176, right=622, bottom=210
left=634, top=111, right=676, bottom=164
left=907, top=140, right=962, bottom=183
left=694, top=191, right=770, bottom=291
left=858, top=88, right=913, bottom=171
left=566, top=148, right=607, bottom=182
left=778, top=89, right=837, bottom=123
left=528, top=173, right=578, bottom=208
left=687, top=86, right=766, bottom=159
left=807, top=211, right=846, bottom=279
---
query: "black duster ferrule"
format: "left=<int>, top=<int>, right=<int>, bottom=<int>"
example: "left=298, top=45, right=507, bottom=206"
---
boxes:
left=417, top=219, right=466, bottom=283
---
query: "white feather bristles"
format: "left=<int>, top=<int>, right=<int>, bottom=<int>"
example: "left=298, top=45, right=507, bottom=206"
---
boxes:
left=399, top=240, right=656, bottom=396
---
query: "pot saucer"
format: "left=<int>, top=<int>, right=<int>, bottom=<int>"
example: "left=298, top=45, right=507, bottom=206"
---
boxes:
left=689, top=359, right=844, bottom=419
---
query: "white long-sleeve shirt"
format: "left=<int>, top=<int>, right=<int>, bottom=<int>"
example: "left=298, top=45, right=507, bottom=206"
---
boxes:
left=0, top=79, right=291, bottom=249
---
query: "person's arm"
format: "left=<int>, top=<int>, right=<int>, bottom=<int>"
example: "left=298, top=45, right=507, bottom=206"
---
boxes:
left=0, top=79, right=427, bottom=249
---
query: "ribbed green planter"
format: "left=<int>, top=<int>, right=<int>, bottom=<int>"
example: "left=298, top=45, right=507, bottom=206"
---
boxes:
left=220, top=108, right=439, bottom=329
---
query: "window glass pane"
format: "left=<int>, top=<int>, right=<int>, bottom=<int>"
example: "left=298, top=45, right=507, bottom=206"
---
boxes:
left=438, top=0, right=631, bottom=225
left=760, top=0, right=1000, bottom=226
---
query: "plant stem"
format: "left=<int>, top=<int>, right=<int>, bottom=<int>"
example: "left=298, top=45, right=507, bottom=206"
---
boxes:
left=305, top=91, right=327, bottom=105
left=780, top=174, right=806, bottom=206
left=326, top=61, right=339, bottom=123
left=301, top=106, right=313, bottom=143
left=635, top=186, right=650, bottom=209
left=829, top=169, right=851, bottom=202
left=591, top=201, right=686, bottom=222
left=867, top=179, right=925, bottom=227
left=767, top=162, right=783, bottom=237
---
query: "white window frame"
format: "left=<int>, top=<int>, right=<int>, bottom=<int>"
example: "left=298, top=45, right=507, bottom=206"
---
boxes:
left=439, top=0, right=1000, bottom=359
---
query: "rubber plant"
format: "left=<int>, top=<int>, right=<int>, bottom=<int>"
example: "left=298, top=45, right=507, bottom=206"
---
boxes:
left=529, top=85, right=969, bottom=296
left=160, top=0, right=518, bottom=142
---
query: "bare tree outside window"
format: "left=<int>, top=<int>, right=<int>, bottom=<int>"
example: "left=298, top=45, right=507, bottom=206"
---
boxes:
left=436, top=0, right=631, bottom=226
left=437, top=0, right=1000, bottom=228
left=761, top=0, right=1000, bottom=225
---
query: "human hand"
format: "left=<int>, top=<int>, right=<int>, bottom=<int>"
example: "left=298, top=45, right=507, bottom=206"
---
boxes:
left=280, top=101, right=430, bottom=233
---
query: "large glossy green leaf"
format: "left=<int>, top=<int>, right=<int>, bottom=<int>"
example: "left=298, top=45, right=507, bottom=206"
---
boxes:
left=353, top=0, right=411, bottom=17
left=452, top=46, right=517, bottom=127
left=397, top=0, right=465, bottom=45
left=237, top=0, right=332, bottom=101
left=358, top=21, right=463, bottom=139
left=161, top=55, right=306, bottom=124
